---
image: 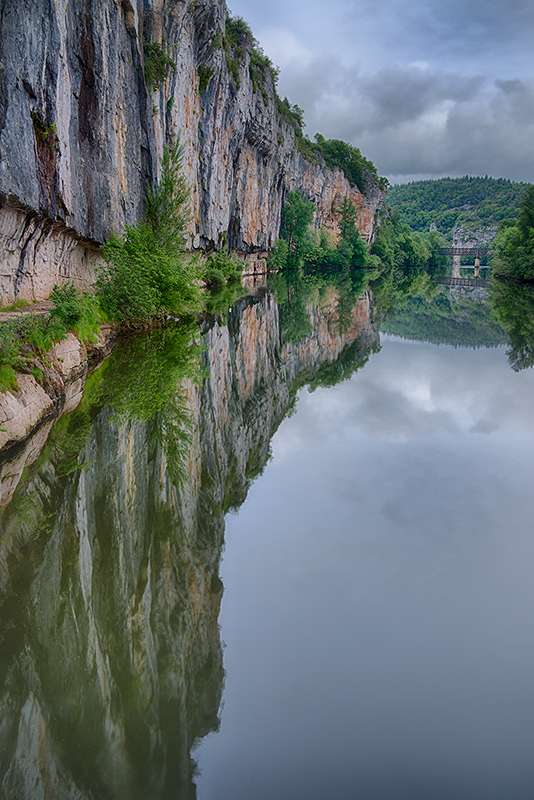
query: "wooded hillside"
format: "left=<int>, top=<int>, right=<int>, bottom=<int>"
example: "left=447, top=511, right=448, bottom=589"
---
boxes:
left=387, top=177, right=529, bottom=238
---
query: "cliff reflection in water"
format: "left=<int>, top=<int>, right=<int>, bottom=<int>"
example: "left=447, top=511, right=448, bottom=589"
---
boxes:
left=0, top=280, right=378, bottom=799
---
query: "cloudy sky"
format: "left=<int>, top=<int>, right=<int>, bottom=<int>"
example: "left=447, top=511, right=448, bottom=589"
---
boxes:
left=229, top=0, right=534, bottom=184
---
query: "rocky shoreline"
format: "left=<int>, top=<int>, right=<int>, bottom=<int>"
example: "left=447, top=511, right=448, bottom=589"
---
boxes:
left=0, top=324, right=118, bottom=498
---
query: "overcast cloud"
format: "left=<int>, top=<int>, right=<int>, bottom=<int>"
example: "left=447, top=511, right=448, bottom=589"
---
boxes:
left=229, top=0, right=534, bottom=183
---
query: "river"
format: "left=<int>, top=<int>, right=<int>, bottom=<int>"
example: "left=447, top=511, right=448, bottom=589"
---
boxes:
left=1, top=269, right=534, bottom=799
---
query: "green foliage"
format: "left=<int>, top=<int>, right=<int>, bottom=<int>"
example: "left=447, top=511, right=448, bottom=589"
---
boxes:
left=337, top=198, right=367, bottom=267
left=387, top=176, right=529, bottom=237
left=308, top=336, right=375, bottom=391
left=266, top=238, right=289, bottom=270
left=198, top=65, right=215, bottom=93
left=98, top=324, right=200, bottom=421
left=26, top=315, right=67, bottom=351
left=0, top=321, right=25, bottom=369
left=145, top=138, right=190, bottom=251
left=370, top=208, right=445, bottom=268
left=313, top=135, right=381, bottom=192
left=381, top=283, right=507, bottom=348
left=491, top=185, right=534, bottom=280
left=98, top=324, right=204, bottom=486
left=223, top=15, right=253, bottom=89
left=280, top=191, right=316, bottom=266
left=272, top=194, right=374, bottom=272
left=249, top=45, right=279, bottom=94
left=275, top=95, right=306, bottom=134
left=31, top=111, right=58, bottom=150
left=225, top=56, right=240, bottom=88
left=274, top=270, right=314, bottom=343
left=0, top=313, right=75, bottom=389
left=0, top=364, right=17, bottom=393
left=204, top=282, right=246, bottom=323
left=98, top=224, right=199, bottom=324
left=2, top=299, right=31, bottom=312
left=144, top=41, right=176, bottom=89
left=98, top=137, right=201, bottom=325
left=490, top=279, right=534, bottom=369
left=295, top=135, right=319, bottom=163
left=31, top=366, right=44, bottom=383
left=369, top=267, right=435, bottom=318
left=202, top=251, right=243, bottom=288
left=224, top=15, right=253, bottom=55
left=50, top=283, right=103, bottom=341
left=518, top=184, right=534, bottom=236
left=268, top=266, right=370, bottom=343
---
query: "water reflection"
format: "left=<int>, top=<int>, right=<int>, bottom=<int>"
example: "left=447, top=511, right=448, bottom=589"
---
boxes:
left=379, top=280, right=507, bottom=349
left=2, top=266, right=534, bottom=797
left=371, top=265, right=534, bottom=372
left=0, top=283, right=378, bottom=798
left=0, top=323, right=224, bottom=799
left=196, top=278, right=534, bottom=800
left=489, top=280, right=534, bottom=370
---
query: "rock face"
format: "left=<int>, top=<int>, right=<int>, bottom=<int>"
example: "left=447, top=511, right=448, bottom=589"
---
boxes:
left=0, top=0, right=385, bottom=303
left=0, top=326, right=117, bottom=455
left=0, top=287, right=379, bottom=797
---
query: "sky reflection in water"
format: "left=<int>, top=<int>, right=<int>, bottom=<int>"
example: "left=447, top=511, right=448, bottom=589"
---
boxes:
left=197, top=336, right=534, bottom=800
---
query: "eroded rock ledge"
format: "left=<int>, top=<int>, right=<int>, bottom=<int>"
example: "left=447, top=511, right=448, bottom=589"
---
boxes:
left=0, top=325, right=117, bottom=468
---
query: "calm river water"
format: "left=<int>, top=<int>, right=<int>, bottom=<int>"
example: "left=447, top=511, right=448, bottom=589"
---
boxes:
left=1, top=270, right=534, bottom=799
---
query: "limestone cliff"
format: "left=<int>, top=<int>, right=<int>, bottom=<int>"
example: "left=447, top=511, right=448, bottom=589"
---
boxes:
left=0, top=287, right=379, bottom=797
left=0, top=0, right=385, bottom=303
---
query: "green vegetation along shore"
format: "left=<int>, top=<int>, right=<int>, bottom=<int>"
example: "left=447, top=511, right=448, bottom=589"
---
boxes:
left=0, top=137, right=242, bottom=395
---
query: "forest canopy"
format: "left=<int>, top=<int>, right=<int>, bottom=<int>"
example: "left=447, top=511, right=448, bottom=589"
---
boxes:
left=387, top=176, right=529, bottom=238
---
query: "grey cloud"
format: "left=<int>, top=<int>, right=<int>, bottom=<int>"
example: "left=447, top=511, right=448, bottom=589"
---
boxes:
left=278, top=53, right=534, bottom=181
left=344, top=0, right=534, bottom=70
left=231, top=0, right=532, bottom=181
left=356, top=67, right=484, bottom=129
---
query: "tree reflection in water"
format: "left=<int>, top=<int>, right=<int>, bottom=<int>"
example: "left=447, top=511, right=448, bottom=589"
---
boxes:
left=489, top=279, right=534, bottom=371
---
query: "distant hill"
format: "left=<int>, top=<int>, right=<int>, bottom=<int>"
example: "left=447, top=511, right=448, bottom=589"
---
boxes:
left=380, top=287, right=507, bottom=349
left=387, top=177, right=529, bottom=241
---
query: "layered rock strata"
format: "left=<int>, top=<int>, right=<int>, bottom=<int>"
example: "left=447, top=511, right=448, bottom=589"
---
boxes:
left=0, top=0, right=385, bottom=303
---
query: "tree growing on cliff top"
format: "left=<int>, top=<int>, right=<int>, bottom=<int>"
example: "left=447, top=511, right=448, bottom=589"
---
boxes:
left=97, top=137, right=201, bottom=325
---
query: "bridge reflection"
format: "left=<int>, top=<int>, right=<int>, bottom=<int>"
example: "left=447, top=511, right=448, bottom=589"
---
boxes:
left=434, top=276, right=490, bottom=288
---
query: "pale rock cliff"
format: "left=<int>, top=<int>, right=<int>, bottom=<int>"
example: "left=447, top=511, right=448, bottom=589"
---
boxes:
left=0, top=0, right=385, bottom=303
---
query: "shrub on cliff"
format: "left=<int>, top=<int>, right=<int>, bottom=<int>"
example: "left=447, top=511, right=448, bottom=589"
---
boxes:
left=144, top=41, right=176, bottom=89
left=97, top=137, right=201, bottom=325
left=202, top=252, right=243, bottom=288
left=50, top=283, right=103, bottom=341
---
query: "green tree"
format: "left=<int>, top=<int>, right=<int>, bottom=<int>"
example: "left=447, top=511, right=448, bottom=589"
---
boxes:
left=490, top=279, right=534, bottom=369
left=338, top=198, right=367, bottom=267
left=97, top=137, right=201, bottom=324
left=280, top=191, right=315, bottom=266
left=492, top=187, right=534, bottom=280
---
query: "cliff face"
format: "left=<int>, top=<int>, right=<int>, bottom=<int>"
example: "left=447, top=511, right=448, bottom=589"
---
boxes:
left=0, top=288, right=379, bottom=797
left=0, top=0, right=385, bottom=303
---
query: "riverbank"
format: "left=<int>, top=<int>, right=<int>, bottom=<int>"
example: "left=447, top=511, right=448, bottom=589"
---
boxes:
left=0, top=322, right=118, bottom=458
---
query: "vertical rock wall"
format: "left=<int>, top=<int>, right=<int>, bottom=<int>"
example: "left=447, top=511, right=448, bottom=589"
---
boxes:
left=0, top=0, right=385, bottom=303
